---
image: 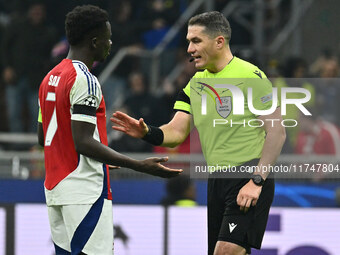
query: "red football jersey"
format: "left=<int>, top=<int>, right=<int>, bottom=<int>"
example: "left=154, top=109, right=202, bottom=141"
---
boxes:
left=39, top=59, right=112, bottom=205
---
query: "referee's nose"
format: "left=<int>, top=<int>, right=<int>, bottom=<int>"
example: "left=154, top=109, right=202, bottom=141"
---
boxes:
left=187, top=42, right=196, bottom=54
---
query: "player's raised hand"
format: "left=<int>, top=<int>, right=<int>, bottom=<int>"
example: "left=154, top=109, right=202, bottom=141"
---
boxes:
left=111, top=111, right=148, bottom=138
left=138, top=157, right=183, bottom=178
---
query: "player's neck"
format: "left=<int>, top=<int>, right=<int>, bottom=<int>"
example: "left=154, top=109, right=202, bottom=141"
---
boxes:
left=66, top=47, right=94, bottom=70
left=207, top=48, right=233, bottom=73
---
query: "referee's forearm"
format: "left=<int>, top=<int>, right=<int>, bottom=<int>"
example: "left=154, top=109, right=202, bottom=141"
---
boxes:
left=160, top=125, right=186, bottom=148
left=154, top=111, right=192, bottom=148
left=256, top=128, right=286, bottom=179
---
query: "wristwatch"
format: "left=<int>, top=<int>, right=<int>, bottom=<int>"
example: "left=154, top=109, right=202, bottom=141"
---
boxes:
left=251, top=175, right=265, bottom=186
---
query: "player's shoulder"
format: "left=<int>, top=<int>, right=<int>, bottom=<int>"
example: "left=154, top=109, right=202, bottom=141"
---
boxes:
left=72, top=60, right=97, bottom=80
left=40, top=59, right=74, bottom=87
left=72, top=60, right=99, bottom=89
left=47, top=59, right=78, bottom=79
left=232, top=57, right=267, bottom=79
left=183, top=71, right=205, bottom=93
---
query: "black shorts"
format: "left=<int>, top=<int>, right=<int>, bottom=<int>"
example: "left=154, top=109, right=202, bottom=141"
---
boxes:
left=207, top=159, right=275, bottom=254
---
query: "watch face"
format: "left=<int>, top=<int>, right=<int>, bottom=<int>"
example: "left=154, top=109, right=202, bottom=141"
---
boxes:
left=254, top=175, right=261, bottom=184
left=252, top=175, right=263, bottom=185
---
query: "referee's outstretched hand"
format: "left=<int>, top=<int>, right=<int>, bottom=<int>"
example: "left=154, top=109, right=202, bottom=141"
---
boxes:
left=138, top=157, right=183, bottom=178
left=111, top=111, right=148, bottom=138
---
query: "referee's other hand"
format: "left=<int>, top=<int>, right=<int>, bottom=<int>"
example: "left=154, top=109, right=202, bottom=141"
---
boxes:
left=236, top=180, right=262, bottom=213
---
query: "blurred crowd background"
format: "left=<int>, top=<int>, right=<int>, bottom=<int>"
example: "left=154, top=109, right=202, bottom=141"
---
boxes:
left=1, top=2, right=340, bottom=254
left=0, top=0, right=340, bottom=183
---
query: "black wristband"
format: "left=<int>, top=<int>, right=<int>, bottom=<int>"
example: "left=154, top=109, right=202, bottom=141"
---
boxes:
left=142, top=125, right=164, bottom=146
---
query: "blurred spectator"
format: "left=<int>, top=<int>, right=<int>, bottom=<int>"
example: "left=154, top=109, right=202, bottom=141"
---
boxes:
left=174, top=57, right=197, bottom=89
left=161, top=174, right=197, bottom=206
left=157, top=58, right=196, bottom=124
left=309, top=48, right=339, bottom=77
left=140, top=0, right=180, bottom=48
left=140, top=0, right=181, bottom=77
left=103, top=0, right=145, bottom=112
left=124, top=72, right=162, bottom=125
left=153, top=58, right=199, bottom=154
left=295, top=111, right=340, bottom=156
left=320, top=59, right=339, bottom=78
left=272, top=57, right=316, bottom=149
left=109, top=0, right=144, bottom=60
left=314, top=53, right=340, bottom=124
left=109, top=72, right=161, bottom=152
left=1, top=2, right=57, bottom=132
left=50, top=37, right=69, bottom=66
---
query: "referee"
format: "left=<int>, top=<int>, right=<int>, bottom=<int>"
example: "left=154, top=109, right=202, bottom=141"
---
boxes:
left=111, top=11, right=286, bottom=255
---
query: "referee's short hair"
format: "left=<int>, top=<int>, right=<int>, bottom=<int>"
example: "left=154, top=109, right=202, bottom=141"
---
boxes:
left=65, top=5, right=109, bottom=46
left=188, top=11, right=232, bottom=44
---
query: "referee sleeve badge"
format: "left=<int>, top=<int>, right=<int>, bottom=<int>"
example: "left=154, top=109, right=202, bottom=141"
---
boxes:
left=260, top=93, right=272, bottom=104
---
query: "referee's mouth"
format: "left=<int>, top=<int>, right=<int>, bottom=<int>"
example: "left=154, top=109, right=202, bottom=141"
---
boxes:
left=192, top=56, right=202, bottom=62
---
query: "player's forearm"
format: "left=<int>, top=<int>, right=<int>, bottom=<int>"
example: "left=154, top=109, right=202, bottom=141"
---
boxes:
left=74, top=138, right=141, bottom=169
left=256, top=127, right=286, bottom=179
left=72, top=120, right=141, bottom=169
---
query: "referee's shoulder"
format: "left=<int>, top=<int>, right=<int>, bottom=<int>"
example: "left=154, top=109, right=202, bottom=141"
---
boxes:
left=192, top=70, right=205, bottom=79
left=184, top=70, right=205, bottom=90
left=235, top=58, right=267, bottom=79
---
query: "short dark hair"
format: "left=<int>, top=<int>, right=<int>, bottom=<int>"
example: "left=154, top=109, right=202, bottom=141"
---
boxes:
left=65, top=5, right=109, bottom=46
left=188, top=11, right=231, bottom=43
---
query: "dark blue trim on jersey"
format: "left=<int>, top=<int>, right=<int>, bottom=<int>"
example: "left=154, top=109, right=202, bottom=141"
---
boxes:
left=77, top=64, right=92, bottom=95
left=54, top=243, right=71, bottom=255
left=73, top=61, right=98, bottom=96
left=89, top=71, right=94, bottom=95
left=102, top=164, right=109, bottom=199
left=72, top=60, right=87, bottom=68
left=70, top=194, right=104, bottom=254
left=74, top=60, right=97, bottom=96
left=77, top=154, right=80, bottom=167
left=72, top=60, right=88, bottom=73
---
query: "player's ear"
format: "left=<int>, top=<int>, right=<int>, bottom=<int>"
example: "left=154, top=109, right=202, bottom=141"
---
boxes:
left=91, top=37, right=97, bottom=48
left=216, top=36, right=225, bottom=49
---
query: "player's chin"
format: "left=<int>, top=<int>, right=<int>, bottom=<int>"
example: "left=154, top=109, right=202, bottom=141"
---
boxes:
left=98, top=55, right=109, bottom=62
left=100, top=51, right=111, bottom=62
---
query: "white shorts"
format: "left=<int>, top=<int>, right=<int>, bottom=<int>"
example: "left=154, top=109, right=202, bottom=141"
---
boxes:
left=48, top=198, right=113, bottom=255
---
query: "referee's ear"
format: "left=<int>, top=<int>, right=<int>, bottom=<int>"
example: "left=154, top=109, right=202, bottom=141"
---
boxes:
left=215, top=35, right=225, bottom=49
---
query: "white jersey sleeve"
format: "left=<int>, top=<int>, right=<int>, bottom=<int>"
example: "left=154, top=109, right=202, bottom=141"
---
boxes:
left=69, top=61, right=102, bottom=125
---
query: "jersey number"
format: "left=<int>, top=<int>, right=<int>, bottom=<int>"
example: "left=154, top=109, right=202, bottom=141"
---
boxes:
left=45, top=92, right=57, bottom=146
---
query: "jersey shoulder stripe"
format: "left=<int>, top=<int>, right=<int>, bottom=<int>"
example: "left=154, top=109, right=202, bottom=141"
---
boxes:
left=72, top=61, right=98, bottom=96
